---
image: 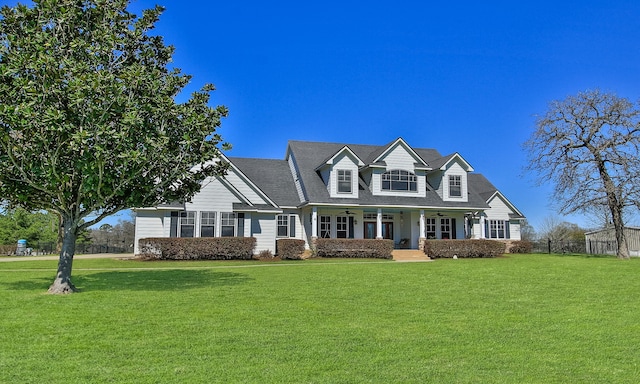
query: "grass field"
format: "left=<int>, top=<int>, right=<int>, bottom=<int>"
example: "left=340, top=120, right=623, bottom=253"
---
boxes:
left=1, top=254, right=639, bottom=383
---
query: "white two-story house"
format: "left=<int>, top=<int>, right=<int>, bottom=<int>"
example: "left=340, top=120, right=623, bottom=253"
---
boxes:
left=134, top=138, right=525, bottom=254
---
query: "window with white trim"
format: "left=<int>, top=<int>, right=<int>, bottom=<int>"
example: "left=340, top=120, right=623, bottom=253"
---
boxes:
left=319, top=215, right=331, bottom=238
left=441, top=218, right=451, bottom=239
left=363, top=213, right=394, bottom=220
left=336, top=216, right=348, bottom=238
left=277, top=214, right=297, bottom=237
left=381, top=170, right=417, bottom=191
left=489, top=220, right=507, bottom=239
left=221, top=212, right=236, bottom=237
left=449, top=175, right=462, bottom=197
left=337, top=170, right=352, bottom=193
left=200, top=211, right=216, bottom=237
left=426, top=218, right=436, bottom=239
left=179, top=211, right=195, bottom=237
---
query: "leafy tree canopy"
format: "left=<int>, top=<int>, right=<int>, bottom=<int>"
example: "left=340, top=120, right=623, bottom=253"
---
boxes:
left=0, top=0, right=229, bottom=292
left=0, top=207, right=58, bottom=245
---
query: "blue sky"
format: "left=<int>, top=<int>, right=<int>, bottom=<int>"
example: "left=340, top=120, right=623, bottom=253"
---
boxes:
left=4, top=0, right=640, bottom=232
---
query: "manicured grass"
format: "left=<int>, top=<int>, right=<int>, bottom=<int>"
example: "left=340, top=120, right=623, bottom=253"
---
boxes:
left=1, top=254, right=639, bottom=383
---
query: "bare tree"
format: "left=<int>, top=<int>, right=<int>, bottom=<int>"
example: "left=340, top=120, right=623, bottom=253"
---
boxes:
left=89, top=220, right=135, bottom=252
left=583, top=204, right=613, bottom=230
left=525, top=90, right=640, bottom=259
left=519, top=219, right=536, bottom=241
left=536, top=216, right=585, bottom=242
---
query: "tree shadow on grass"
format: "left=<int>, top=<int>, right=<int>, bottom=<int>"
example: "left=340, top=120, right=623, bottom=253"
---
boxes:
left=1, top=269, right=253, bottom=292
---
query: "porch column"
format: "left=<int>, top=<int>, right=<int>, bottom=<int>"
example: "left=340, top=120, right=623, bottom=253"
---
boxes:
left=419, top=209, right=427, bottom=251
left=311, top=207, right=318, bottom=239
left=480, top=214, right=486, bottom=239
left=376, top=208, right=383, bottom=239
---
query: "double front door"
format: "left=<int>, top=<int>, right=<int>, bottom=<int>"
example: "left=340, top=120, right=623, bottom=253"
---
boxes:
left=364, top=221, right=393, bottom=239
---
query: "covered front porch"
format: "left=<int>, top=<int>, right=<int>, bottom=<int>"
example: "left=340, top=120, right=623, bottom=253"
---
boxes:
left=304, top=206, right=486, bottom=250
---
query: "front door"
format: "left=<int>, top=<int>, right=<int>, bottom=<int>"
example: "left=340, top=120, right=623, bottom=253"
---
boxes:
left=382, top=222, right=393, bottom=239
left=364, top=222, right=393, bottom=239
left=364, top=222, right=376, bottom=239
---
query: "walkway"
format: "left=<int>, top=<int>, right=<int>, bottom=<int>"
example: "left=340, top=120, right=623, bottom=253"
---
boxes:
left=391, top=249, right=431, bottom=262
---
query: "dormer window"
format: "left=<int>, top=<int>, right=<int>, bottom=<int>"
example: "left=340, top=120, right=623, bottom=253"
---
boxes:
left=449, top=175, right=462, bottom=197
left=337, top=170, right=352, bottom=193
left=382, top=170, right=417, bottom=191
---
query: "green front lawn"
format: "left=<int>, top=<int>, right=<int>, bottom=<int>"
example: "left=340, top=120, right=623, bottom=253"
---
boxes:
left=1, top=254, right=639, bottom=383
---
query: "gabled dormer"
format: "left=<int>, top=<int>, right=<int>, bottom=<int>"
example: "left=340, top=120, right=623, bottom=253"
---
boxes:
left=315, top=145, right=364, bottom=199
left=427, top=153, right=473, bottom=203
left=366, top=138, right=431, bottom=197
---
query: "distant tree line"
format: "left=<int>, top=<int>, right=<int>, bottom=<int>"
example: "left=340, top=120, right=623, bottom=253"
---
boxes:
left=0, top=207, right=58, bottom=245
left=89, top=221, right=135, bottom=253
left=0, top=208, right=134, bottom=253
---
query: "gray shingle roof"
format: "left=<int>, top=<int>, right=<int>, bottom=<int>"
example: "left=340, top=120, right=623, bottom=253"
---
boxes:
left=287, top=140, right=490, bottom=210
left=467, top=173, right=498, bottom=201
left=468, top=173, right=525, bottom=218
left=228, top=157, right=301, bottom=207
left=223, top=140, right=516, bottom=212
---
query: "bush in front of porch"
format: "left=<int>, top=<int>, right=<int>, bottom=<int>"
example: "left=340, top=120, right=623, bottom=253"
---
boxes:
left=314, top=239, right=394, bottom=259
left=138, top=237, right=256, bottom=260
left=276, top=239, right=306, bottom=260
left=424, top=239, right=506, bottom=258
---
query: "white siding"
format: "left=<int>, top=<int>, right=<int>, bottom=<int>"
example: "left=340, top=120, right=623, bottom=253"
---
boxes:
left=301, top=207, right=315, bottom=249
left=379, top=142, right=417, bottom=169
left=479, top=195, right=522, bottom=240
left=185, top=177, right=248, bottom=239
left=485, top=195, right=512, bottom=220
left=442, top=162, right=468, bottom=203
left=134, top=211, right=166, bottom=254
left=509, top=221, right=522, bottom=240
left=329, top=152, right=359, bottom=198
left=186, top=177, right=243, bottom=213
left=251, top=213, right=276, bottom=253
left=371, top=143, right=426, bottom=197
left=410, top=211, right=420, bottom=248
left=470, top=218, right=481, bottom=239
left=222, top=168, right=271, bottom=205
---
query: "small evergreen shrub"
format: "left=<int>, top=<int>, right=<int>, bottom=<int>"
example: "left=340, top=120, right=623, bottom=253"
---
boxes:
left=315, top=239, right=393, bottom=259
left=138, top=237, right=256, bottom=260
left=509, top=240, right=533, bottom=254
left=423, top=239, right=505, bottom=258
left=276, top=239, right=305, bottom=260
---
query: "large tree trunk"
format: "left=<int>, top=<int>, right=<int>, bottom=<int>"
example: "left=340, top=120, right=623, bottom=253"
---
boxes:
left=48, top=218, right=78, bottom=294
left=594, top=154, right=630, bottom=260
left=56, top=214, right=63, bottom=253
left=610, top=205, right=630, bottom=260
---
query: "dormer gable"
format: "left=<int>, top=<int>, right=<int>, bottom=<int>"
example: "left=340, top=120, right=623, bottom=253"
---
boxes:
left=366, top=139, right=431, bottom=197
left=315, top=145, right=362, bottom=199
left=315, top=145, right=365, bottom=171
left=428, top=153, right=474, bottom=203
left=486, top=191, right=525, bottom=220
left=367, top=137, right=430, bottom=169
left=430, top=152, right=474, bottom=172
